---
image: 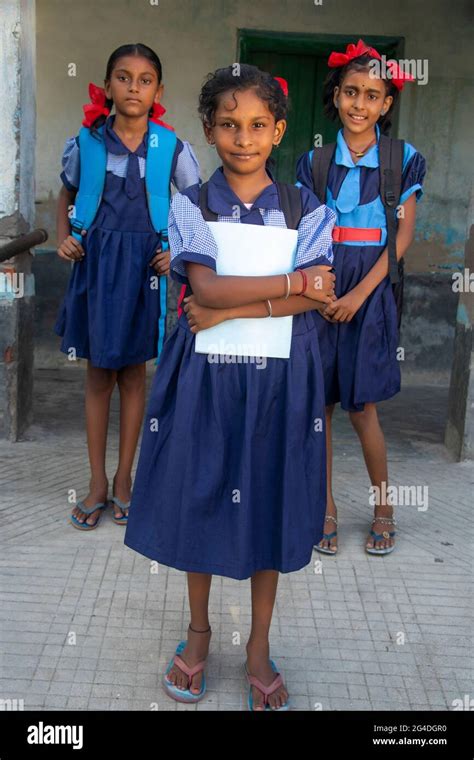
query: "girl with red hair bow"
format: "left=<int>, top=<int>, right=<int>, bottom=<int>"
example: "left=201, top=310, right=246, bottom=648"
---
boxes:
left=54, top=44, right=201, bottom=532
left=296, top=39, right=426, bottom=556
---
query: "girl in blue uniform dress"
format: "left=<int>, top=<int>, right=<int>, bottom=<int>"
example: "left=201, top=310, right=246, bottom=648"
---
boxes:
left=124, top=64, right=336, bottom=710
left=54, top=44, right=200, bottom=530
left=296, top=40, right=426, bottom=556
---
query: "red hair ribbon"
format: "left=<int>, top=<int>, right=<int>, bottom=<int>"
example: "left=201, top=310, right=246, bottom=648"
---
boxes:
left=385, top=60, right=415, bottom=90
left=327, top=39, right=413, bottom=91
left=149, top=101, right=175, bottom=131
left=82, top=83, right=175, bottom=130
left=328, top=38, right=381, bottom=68
left=82, top=83, right=110, bottom=127
left=274, top=76, right=289, bottom=97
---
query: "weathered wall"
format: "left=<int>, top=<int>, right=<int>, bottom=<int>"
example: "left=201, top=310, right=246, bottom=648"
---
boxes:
left=0, top=0, right=36, bottom=439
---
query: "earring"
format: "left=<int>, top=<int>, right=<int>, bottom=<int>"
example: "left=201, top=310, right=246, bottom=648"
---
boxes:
left=381, top=110, right=386, bottom=115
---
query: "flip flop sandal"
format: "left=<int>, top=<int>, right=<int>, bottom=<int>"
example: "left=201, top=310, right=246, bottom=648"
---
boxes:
left=366, top=517, right=397, bottom=555
left=244, top=658, right=290, bottom=711
left=314, top=515, right=338, bottom=555
left=109, top=496, right=130, bottom=525
left=70, top=500, right=107, bottom=530
left=162, top=640, right=207, bottom=703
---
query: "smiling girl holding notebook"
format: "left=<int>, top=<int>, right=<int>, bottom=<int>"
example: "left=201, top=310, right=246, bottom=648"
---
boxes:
left=124, top=64, right=336, bottom=710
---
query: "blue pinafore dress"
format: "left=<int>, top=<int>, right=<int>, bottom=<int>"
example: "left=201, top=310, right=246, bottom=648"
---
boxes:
left=54, top=115, right=201, bottom=369
left=296, top=125, right=426, bottom=411
left=124, top=167, right=337, bottom=580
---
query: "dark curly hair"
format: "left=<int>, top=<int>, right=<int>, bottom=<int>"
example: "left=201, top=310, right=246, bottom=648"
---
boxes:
left=198, top=63, right=288, bottom=127
left=322, top=53, right=400, bottom=135
left=89, top=43, right=163, bottom=138
left=198, top=63, right=288, bottom=126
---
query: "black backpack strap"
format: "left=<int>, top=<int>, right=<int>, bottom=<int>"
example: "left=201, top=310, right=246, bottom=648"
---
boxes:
left=311, top=144, right=336, bottom=204
left=275, top=183, right=303, bottom=230
left=197, top=182, right=218, bottom=222
left=379, top=135, right=404, bottom=284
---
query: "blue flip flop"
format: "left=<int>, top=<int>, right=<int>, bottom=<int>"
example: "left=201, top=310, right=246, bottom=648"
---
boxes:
left=366, top=518, right=397, bottom=555
left=109, top=496, right=130, bottom=525
left=244, top=658, right=290, bottom=711
left=314, top=515, right=338, bottom=555
left=162, top=640, right=207, bottom=703
left=70, top=500, right=107, bottom=530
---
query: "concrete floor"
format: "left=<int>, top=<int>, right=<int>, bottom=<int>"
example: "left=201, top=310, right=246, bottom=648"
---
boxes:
left=0, top=367, right=472, bottom=711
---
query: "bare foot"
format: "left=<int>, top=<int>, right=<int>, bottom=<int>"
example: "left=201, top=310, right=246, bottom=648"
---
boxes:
left=111, top=474, right=132, bottom=520
left=366, top=505, right=396, bottom=551
left=165, top=625, right=211, bottom=694
left=71, top=478, right=108, bottom=527
left=245, top=639, right=289, bottom=710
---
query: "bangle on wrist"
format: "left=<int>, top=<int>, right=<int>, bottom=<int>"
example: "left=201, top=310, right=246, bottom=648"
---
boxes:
left=295, top=268, right=307, bottom=295
left=265, top=299, right=273, bottom=317
left=283, top=273, right=291, bottom=300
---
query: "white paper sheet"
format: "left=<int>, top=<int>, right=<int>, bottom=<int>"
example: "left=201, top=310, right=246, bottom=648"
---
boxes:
left=194, top=222, right=298, bottom=359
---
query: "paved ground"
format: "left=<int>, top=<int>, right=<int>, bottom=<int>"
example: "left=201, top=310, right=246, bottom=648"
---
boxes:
left=0, top=366, right=472, bottom=711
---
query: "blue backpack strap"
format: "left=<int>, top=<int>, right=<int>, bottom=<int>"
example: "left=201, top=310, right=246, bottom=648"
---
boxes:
left=70, top=126, right=107, bottom=241
left=146, top=122, right=177, bottom=361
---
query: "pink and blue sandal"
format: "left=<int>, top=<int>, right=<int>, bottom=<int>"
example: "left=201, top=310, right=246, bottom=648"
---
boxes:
left=109, top=496, right=130, bottom=525
left=162, top=640, right=207, bottom=703
left=244, top=658, right=290, bottom=711
left=70, top=500, right=107, bottom=530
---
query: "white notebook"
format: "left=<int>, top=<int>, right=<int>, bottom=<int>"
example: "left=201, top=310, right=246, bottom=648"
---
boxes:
left=194, top=222, right=298, bottom=359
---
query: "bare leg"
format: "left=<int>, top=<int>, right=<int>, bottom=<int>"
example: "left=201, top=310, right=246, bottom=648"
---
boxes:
left=316, top=404, right=338, bottom=552
left=165, top=572, right=213, bottom=694
left=111, top=362, right=146, bottom=519
left=71, top=361, right=117, bottom=526
left=349, top=403, right=395, bottom=551
left=245, top=570, right=289, bottom=710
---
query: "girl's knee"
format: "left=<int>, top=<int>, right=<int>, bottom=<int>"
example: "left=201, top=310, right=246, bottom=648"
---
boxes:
left=349, top=404, right=376, bottom=430
left=87, top=365, right=117, bottom=394
left=117, top=363, right=146, bottom=392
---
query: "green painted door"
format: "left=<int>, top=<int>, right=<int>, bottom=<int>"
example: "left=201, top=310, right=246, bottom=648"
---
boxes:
left=239, top=32, right=401, bottom=183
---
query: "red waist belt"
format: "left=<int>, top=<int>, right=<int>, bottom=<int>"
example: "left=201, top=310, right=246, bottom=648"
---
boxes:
left=332, top=226, right=382, bottom=243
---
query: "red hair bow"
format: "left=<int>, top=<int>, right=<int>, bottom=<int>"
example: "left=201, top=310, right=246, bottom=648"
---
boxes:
left=327, top=39, right=414, bottom=91
left=385, top=60, right=415, bottom=91
left=274, top=76, right=289, bottom=97
left=82, top=83, right=175, bottom=130
left=328, top=39, right=381, bottom=68
left=82, top=83, right=110, bottom=127
left=149, top=102, right=175, bottom=131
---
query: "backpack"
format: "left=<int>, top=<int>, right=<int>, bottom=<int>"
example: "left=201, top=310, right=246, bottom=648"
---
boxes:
left=177, top=181, right=303, bottom=314
left=311, top=135, right=405, bottom=328
left=70, top=121, right=178, bottom=357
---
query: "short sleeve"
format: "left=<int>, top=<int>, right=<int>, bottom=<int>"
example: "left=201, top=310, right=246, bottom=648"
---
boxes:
left=172, top=140, right=201, bottom=192
left=294, top=188, right=336, bottom=269
left=400, top=144, right=426, bottom=205
left=60, top=136, right=80, bottom=191
left=168, top=192, right=219, bottom=284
